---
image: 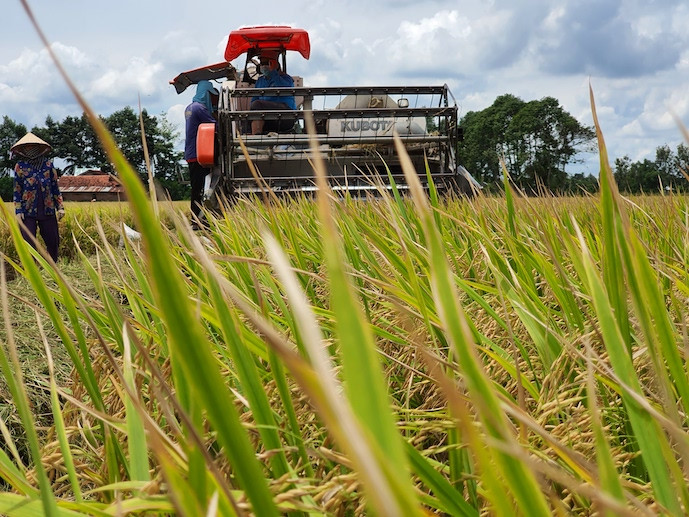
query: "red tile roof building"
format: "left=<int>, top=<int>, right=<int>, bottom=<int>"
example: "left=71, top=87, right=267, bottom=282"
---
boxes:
left=58, top=170, right=126, bottom=202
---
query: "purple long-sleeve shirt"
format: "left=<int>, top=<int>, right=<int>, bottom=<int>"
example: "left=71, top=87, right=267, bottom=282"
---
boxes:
left=184, top=101, right=216, bottom=162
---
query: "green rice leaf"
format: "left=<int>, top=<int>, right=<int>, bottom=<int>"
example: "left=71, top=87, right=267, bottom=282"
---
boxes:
left=0, top=493, right=85, bottom=517
left=122, top=323, right=151, bottom=484
left=0, top=214, right=60, bottom=516
left=404, top=441, right=478, bottom=516
left=574, top=216, right=680, bottom=514
left=396, top=134, right=552, bottom=516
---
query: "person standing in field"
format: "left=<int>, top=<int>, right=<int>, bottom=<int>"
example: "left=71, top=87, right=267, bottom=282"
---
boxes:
left=11, top=132, right=65, bottom=263
left=185, top=80, right=219, bottom=229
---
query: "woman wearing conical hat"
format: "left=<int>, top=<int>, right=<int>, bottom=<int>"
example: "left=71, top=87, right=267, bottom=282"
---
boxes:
left=11, top=132, right=65, bottom=263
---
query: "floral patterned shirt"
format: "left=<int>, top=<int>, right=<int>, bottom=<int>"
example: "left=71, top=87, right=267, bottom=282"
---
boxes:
left=13, top=159, right=64, bottom=217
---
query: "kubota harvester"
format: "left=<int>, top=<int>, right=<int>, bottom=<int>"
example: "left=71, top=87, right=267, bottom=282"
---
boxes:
left=170, top=25, right=479, bottom=206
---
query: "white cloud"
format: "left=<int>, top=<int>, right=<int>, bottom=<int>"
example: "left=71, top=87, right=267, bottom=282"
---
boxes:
left=397, top=10, right=466, bottom=42
left=679, top=50, right=689, bottom=71
left=52, top=42, right=92, bottom=68
left=0, top=83, right=21, bottom=104
left=1, top=46, right=57, bottom=88
left=542, top=5, right=566, bottom=31
left=633, top=15, right=665, bottom=39
left=670, top=4, right=689, bottom=34
left=90, top=57, right=163, bottom=100
left=392, top=10, right=476, bottom=72
left=166, top=103, right=186, bottom=146
left=620, top=119, right=643, bottom=137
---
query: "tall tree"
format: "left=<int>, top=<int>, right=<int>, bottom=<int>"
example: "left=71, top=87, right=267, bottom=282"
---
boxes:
left=677, top=144, right=689, bottom=178
left=33, top=114, right=102, bottom=170
left=459, top=94, right=524, bottom=186
left=105, top=107, right=147, bottom=174
left=614, top=156, right=633, bottom=191
left=103, top=107, right=182, bottom=180
left=615, top=144, right=689, bottom=194
left=654, top=144, right=675, bottom=186
left=615, top=155, right=662, bottom=193
left=459, top=94, right=595, bottom=192
left=152, top=113, right=184, bottom=181
left=654, top=143, right=689, bottom=187
left=0, top=116, right=28, bottom=175
left=27, top=108, right=182, bottom=180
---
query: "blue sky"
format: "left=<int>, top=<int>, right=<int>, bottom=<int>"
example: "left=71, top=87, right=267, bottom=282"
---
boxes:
left=3, top=0, right=689, bottom=175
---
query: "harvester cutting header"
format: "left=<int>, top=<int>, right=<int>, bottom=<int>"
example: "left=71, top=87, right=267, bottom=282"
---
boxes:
left=171, top=25, right=478, bottom=206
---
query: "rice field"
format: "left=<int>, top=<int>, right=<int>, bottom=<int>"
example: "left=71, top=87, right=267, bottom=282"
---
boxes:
left=2, top=149, right=689, bottom=516
left=3, top=7, right=689, bottom=513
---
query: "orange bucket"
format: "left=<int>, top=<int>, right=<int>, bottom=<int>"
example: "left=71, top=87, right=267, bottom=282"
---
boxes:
left=196, top=123, right=216, bottom=167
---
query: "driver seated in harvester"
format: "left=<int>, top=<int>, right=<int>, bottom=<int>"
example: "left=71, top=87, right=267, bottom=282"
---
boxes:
left=250, top=50, right=296, bottom=135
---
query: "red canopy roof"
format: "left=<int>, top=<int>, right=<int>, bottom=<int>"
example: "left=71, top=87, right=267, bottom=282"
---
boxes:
left=224, top=26, right=310, bottom=62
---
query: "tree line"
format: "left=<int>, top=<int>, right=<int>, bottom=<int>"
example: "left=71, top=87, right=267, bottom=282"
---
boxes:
left=2, top=95, right=686, bottom=202
left=458, top=94, right=688, bottom=194
left=613, top=145, right=689, bottom=193
left=0, top=108, right=187, bottom=201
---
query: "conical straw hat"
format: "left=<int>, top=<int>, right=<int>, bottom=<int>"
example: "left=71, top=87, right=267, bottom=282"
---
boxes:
left=10, top=132, right=51, bottom=152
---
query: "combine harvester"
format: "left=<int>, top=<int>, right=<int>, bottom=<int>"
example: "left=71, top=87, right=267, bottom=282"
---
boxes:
left=171, top=26, right=480, bottom=206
